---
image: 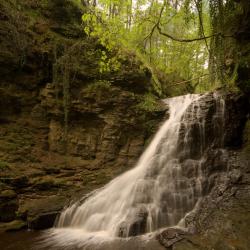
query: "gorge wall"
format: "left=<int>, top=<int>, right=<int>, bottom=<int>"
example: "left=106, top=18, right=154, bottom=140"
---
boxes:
left=0, top=0, right=166, bottom=230
left=164, top=95, right=250, bottom=250
left=156, top=91, right=250, bottom=250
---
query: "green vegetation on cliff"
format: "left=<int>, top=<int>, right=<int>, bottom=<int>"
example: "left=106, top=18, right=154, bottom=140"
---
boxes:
left=79, top=0, right=249, bottom=94
left=0, top=0, right=167, bottom=229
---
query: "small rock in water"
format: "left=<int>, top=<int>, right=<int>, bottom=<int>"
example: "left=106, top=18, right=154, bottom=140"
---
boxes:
left=128, top=207, right=148, bottom=236
left=0, top=220, right=27, bottom=232
left=228, top=169, right=242, bottom=184
left=156, top=228, right=188, bottom=248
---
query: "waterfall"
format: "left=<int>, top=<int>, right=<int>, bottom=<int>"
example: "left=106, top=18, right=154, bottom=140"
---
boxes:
left=54, top=93, right=225, bottom=239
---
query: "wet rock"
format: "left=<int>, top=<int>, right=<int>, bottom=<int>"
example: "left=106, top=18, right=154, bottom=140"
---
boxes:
left=0, top=220, right=27, bottom=232
left=117, top=222, right=128, bottom=237
left=128, top=207, right=148, bottom=236
left=18, top=195, right=68, bottom=230
left=228, top=169, right=242, bottom=184
left=28, top=212, right=59, bottom=230
left=0, top=190, right=18, bottom=222
left=0, top=189, right=17, bottom=199
left=156, top=228, right=188, bottom=248
left=172, top=240, right=201, bottom=250
left=201, top=149, right=228, bottom=181
left=0, top=176, right=29, bottom=189
left=32, top=176, right=61, bottom=190
left=223, top=93, right=249, bottom=148
left=43, top=166, right=61, bottom=175
left=177, top=91, right=248, bottom=161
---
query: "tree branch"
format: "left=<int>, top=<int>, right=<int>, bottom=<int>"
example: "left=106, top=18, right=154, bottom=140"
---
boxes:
left=156, top=24, right=233, bottom=42
left=143, top=1, right=166, bottom=43
left=193, top=0, right=210, bottom=53
left=143, top=0, right=234, bottom=44
left=168, top=73, right=210, bottom=86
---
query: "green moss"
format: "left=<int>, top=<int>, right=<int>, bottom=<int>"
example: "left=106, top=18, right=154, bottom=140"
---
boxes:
left=0, top=161, right=9, bottom=169
left=85, top=80, right=112, bottom=93
left=0, top=190, right=16, bottom=198
left=79, top=168, right=113, bottom=187
left=0, top=220, right=27, bottom=232
left=32, top=176, right=71, bottom=190
left=54, top=178, right=70, bottom=187
left=0, top=124, right=35, bottom=162
left=32, top=176, right=57, bottom=190
left=136, top=93, right=159, bottom=112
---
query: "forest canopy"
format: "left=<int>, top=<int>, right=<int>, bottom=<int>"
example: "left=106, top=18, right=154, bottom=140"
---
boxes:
left=79, top=0, right=242, bottom=94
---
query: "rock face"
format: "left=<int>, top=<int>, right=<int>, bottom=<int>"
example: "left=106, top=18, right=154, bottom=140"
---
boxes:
left=0, top=190, right=18, bottom=222
left=156, top=91, right=250, bottom=250
left=0, top=0, right=166, bottom=229
left=223, top=0, right=250, bottom=96
left=156, top=228, right=188, bottom=248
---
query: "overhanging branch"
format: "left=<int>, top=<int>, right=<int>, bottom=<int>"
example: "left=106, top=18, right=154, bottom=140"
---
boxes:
left=156, top=24, right=231, bottom=42
left=143, top=0, right=234, bottom=44
left=168, top=73, right=210, bottom=86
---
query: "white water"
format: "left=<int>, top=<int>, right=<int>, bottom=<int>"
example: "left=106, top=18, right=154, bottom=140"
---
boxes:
left=56, top=94, right=207, bottom=238
left=38, top=93, right=227, bottom=250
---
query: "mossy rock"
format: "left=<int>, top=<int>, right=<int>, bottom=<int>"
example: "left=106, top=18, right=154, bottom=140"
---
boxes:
left=0, top=199, right=18, bottom=222
left=0, top=220, right=27, bottom=232
left=0, top=189, right=16, bottom=199
left=43, top=166, right=61, bottom=174
left=18, top=195, right=68, bottom=229
left=42, top=0, right=83, bottom=25
left=173, top=240, right=201, bottom=250
left=0, top=190, right=18, bottom=222
left=32, top=176, right=59, bottom=190
left=0, top=176, right=29, bottom=188
left=28, top=211, right=59, bottom=230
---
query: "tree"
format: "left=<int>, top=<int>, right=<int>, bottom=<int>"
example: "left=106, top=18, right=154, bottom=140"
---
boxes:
left=81, top=0, right=238, bottom=94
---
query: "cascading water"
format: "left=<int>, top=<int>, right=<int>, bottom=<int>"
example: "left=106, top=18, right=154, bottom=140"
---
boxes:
left=44, top=93, right=225, bottom=248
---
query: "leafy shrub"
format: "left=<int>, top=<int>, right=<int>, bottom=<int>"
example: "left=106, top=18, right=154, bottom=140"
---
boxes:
left=85, top=80, right=111, bottom=93
left=136, top=93, right=159, bottom=112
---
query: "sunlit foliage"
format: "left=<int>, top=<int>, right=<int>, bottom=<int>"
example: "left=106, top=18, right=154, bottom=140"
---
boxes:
left=81, top=0, right=238, bottom=93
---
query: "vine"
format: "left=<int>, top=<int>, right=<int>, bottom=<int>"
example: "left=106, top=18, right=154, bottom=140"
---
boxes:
left=82, top=11, right=122, bottom=74
left=62, top=62, right=70, bottom=161
left=52, top=43, right=60, bottom=103
left=51, top=42, right=83, bottom=164
left=208, top=0, right=237, bottom=86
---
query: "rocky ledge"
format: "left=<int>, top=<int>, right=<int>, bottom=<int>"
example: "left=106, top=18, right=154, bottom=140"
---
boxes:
left=0, top=0, right=167, bottom=231
left=156, top=91, right=250, bottom=250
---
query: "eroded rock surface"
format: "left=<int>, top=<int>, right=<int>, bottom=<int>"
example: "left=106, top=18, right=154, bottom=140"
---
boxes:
left=156, top=92, right=250, bottom=250
left=0, top=0, right=166, bottom=229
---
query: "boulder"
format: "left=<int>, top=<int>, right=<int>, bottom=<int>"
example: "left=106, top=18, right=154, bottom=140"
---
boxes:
left=156, top=228, right=188, bottom=248
left=0, top=220, right=27, bottom=232
left=0, top=190, right=18, bottom=222
left=128, top=207, right=148, bottom=237
left=18, top=195, right=68, bottom=230
left=28, top=212, right=59, bottom=230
